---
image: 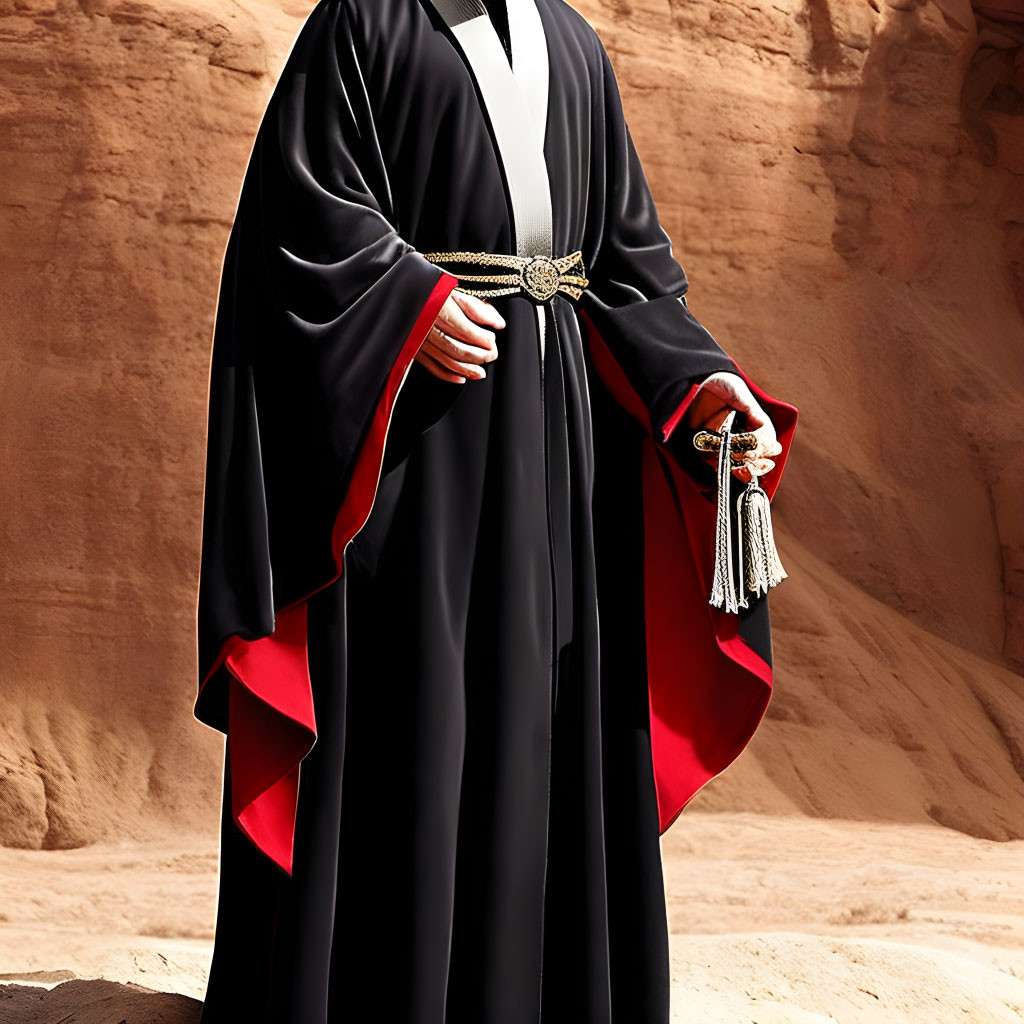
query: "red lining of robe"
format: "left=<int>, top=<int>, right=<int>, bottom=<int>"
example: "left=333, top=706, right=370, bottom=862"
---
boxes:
left=579, top=309, right=798, bottom=832
left=195, top=271, right=458, bottom=875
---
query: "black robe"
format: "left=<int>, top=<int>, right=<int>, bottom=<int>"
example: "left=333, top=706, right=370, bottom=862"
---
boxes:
left=194, top=1, right=799, bottom=1021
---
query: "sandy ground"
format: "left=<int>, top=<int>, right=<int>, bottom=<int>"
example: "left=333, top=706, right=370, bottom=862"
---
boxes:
left=1, top=812, right=1022, bottom=1023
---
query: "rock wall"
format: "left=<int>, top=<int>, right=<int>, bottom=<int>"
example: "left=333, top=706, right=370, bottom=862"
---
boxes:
left=585, top=0, right=1024, bottom=837
left=0, top=0, right=299, bottom=847
left=0, top=0, right=1021, bottom=849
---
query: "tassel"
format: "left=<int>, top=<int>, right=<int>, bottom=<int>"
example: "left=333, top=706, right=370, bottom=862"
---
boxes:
left=737, top=473, right=788, bottom=598
left=708, top=410, right=745, bottom=613
left=704, top=409, right=787, bottom=613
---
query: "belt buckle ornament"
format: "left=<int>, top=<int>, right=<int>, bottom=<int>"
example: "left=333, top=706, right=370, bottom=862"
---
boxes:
left=419, top=249, right=589, bottom=303
left=520, top=255, right=560, bottom=302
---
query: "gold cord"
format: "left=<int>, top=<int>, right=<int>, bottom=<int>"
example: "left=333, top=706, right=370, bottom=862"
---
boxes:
left=421, top=250, right=589, bottom=302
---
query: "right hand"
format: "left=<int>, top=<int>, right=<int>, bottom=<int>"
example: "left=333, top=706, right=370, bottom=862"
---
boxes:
left=415, top=290, right=505, bottom=383
left=685, top=371, right=783, bottom=483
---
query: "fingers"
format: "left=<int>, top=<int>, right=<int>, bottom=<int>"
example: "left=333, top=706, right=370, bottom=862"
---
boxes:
left=694, top=443, right=776, bottom=480
left=421, top=325, right=493, bottom=379
left=435, top=296, right=501, bottom=361
left=711, top=391, right=781, bottom=460
left=426, top=322, right=494, bottom=367
left=701, top=374, right=778, bottom=442
left=732, top=425, right=780, bottom=478
left=700, top=373, right=753, bottom=424
left=752, top=423, right=783, bottom=458
left=416, top=292, right=506, bottom=386
left=685, top=373, right=785, bottom=477
left=732, top=457, right=776, bottom=482
left=453, top=289, right=506, bottom=331
left=414, top=348, right=468, bottom=384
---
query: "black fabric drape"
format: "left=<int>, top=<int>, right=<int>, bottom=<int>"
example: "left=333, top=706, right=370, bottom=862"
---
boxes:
left=482, top=0, right=512, bottom=62
left=195, top=2, right=798, bottom=1021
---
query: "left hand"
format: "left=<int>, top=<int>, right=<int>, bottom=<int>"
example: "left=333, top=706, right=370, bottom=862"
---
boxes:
left=684, top=371, right=783, bottom=483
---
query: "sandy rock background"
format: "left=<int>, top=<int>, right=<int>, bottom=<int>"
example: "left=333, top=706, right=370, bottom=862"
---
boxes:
left=1, top=0, right=1023, bottom=1018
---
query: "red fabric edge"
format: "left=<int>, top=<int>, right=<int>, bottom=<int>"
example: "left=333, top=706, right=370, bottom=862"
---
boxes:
left=197, top=270, right=459, bottom=875
left=579, top=309, right=799, bottom=834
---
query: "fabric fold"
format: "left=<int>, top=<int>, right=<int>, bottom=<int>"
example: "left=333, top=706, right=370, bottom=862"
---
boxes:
left=575, top=23, right=800, bottom=831
left=194, top=0, right=459, bottom=874
left=580, top=311, right=798, bottom=834
left=198, top=272, right=456, bottom=875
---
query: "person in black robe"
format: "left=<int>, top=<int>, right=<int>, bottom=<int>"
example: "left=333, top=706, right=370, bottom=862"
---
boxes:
left=193, top=0, right=799, bottom=1021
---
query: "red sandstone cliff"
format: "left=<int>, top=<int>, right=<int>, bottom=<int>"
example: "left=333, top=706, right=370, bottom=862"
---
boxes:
left=0, top=0, right=1021, bottom=851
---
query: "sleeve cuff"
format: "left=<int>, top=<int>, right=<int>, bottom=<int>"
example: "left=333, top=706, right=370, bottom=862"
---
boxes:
left=656, top=378, right=720, bottom=493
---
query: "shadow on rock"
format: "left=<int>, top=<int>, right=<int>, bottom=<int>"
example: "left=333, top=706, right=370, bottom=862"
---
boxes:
left=0, top=978, right=201, bottom=1024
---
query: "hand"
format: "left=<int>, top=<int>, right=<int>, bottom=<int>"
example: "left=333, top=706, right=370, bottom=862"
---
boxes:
left=684, top=371, right=783, bottom=483
left=415, top=289, right=505, bottom=383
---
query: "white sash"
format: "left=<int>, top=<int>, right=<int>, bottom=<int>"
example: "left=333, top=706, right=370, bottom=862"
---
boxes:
left=422, top=0, right=555, bottom=354
left=423, top=0, right=553, bottom=260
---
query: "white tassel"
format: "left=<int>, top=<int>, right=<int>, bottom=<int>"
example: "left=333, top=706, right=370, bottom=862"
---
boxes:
left=705, top=410, right=787, bottom=613
left=708, top=411, right=745, bottom=613
left=737, top=474, right=788, bottom=598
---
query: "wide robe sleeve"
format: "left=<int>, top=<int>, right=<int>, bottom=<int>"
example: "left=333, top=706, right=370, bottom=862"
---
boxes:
left=577, top=36, right=799, bottom=832
left=194, top=0, right=457, bottom=875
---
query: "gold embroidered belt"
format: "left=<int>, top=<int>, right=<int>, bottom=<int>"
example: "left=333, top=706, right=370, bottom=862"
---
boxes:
left=421, top=250, right=589, bottom=303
